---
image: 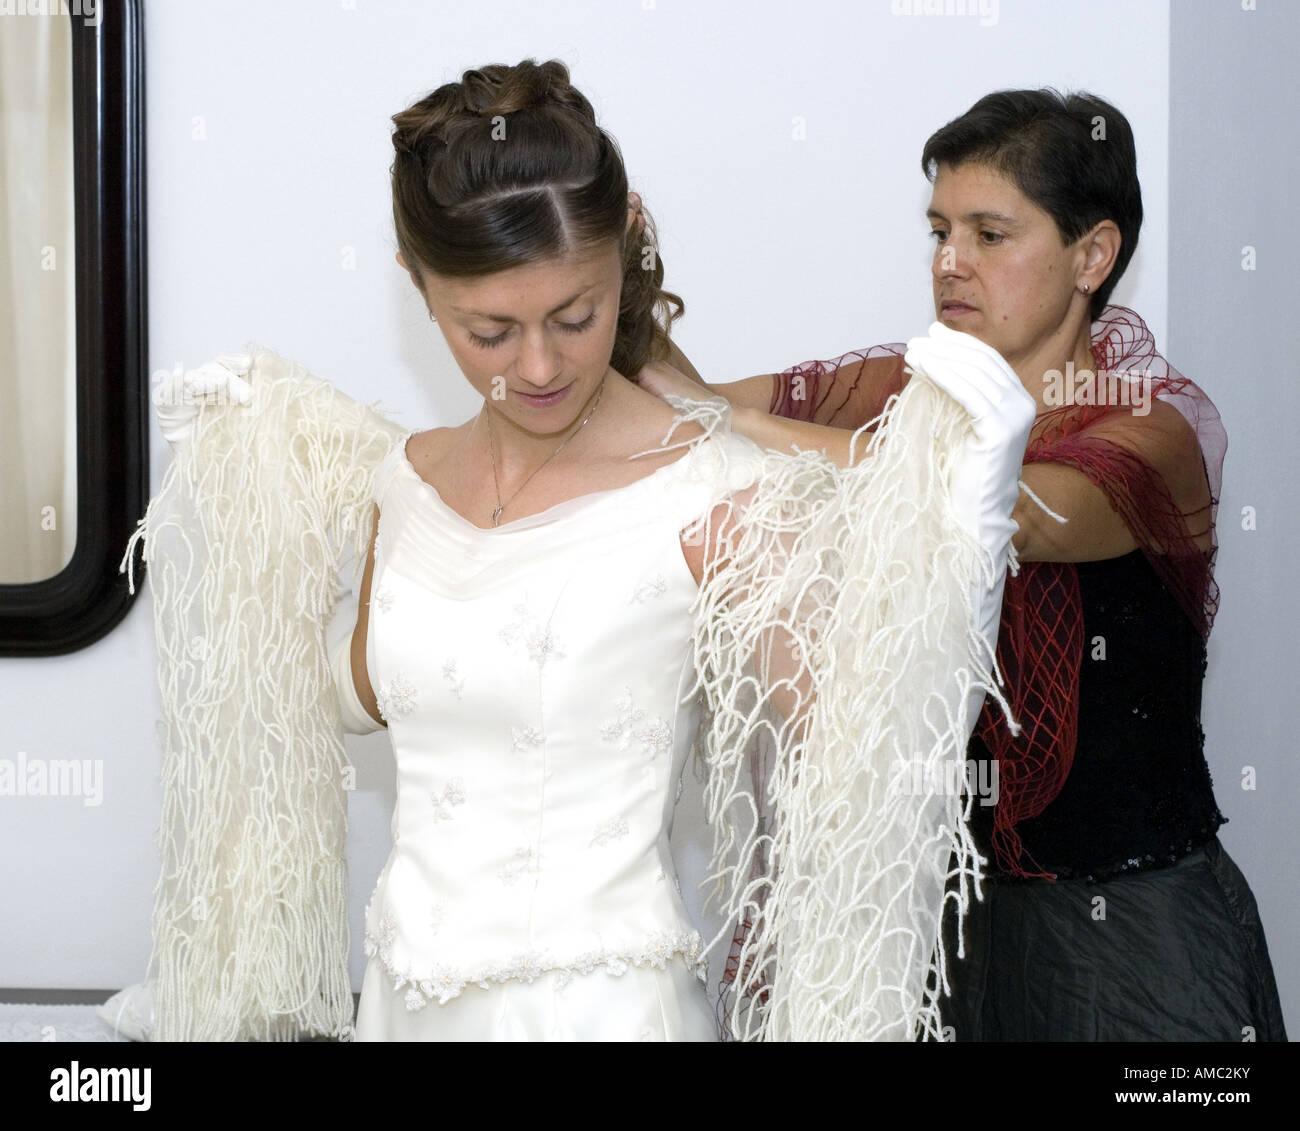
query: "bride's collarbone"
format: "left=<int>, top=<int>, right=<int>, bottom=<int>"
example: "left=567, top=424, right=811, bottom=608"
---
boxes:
left=411, top=418, right=703, bottom=522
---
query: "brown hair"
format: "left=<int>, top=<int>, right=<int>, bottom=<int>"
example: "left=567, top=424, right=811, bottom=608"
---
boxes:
left=391, top=58, right=683, bottom=379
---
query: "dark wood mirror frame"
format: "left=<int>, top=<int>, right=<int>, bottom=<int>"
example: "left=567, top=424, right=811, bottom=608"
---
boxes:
left=0, top=0, right=148, bottom=656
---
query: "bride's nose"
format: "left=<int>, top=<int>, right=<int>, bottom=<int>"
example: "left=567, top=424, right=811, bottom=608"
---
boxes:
left=515, top=326, right=563, bottom=389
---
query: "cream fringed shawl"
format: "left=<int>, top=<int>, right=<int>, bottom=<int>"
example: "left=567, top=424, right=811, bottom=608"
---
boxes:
left=119, top=350, right=407, bottom=1041
left=661, top=378, right=1012, bottom=1041
left=117, top=349, right=1011, bottom=1042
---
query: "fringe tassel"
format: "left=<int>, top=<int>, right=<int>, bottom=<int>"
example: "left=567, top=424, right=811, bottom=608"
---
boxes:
left=117, top=350, right=405, bottom=1040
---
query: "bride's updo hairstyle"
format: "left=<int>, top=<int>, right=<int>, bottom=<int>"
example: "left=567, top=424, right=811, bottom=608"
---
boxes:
left=391, top=58, right=684, bottom=380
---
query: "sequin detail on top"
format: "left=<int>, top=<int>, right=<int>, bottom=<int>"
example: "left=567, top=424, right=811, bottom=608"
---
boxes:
left=967, top=549, right=1226, bottom=881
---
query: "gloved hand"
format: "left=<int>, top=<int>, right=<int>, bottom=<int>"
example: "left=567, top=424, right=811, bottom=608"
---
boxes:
left=904, top=322, right=1035, bottom=734
left=153, top=353, right=254, bottom=451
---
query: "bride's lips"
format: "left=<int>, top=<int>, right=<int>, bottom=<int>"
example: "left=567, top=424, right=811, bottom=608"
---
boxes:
left=514, top=383, right=572, bottom=408
left=940, top=300, right=978, bottom=319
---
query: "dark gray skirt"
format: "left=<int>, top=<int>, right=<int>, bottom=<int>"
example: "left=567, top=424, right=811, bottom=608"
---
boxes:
left=938, top=837, right=1288, bottom=1041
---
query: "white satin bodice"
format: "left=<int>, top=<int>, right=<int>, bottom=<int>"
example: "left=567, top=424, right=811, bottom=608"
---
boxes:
left=361, top=428, right=762, bottom=1011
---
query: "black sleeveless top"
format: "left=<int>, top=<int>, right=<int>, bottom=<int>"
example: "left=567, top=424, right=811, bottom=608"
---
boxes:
left=967, top=549, right=1225, bottom=882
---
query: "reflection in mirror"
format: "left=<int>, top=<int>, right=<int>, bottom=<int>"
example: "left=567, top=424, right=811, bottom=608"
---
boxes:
left=0, top=13, right=76, bottom=584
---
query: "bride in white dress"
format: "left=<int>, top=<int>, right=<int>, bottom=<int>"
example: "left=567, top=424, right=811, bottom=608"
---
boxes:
left=127, top=57, right=1032, bottom=1042
left=324, top=59, right=1033, bottom=1042
left=348, top=399, right=739, bottom=1041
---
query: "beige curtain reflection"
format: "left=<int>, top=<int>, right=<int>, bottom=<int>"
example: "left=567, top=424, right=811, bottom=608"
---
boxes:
left=0, top=13, right=76, bottom=584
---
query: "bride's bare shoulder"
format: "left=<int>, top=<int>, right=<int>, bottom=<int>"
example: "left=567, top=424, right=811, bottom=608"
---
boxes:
left=404, top=421, right=471, bottom=475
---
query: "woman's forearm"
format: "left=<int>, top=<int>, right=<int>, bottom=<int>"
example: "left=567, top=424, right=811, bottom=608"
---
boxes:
left=731, top=405, right=868, bottom=468
left=646, top=352, right=861, bottom=464
left=663, top=338, right=708, bottom=387
left=661, top=341, right=781, bottom=414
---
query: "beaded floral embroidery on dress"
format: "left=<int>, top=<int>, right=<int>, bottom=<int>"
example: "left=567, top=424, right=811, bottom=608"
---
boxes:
left=430, top=778, right=466, bottom=822
left=497, top=845, right=538, bottom=886
left=441, top=659, right=465, bottom=699
left=630, top=573, right=667, bottom=604
left=600, top=687, right=673, bottom=761
left=511, top=725, right=546, bottom=753
left=500, top=601, right=565, bottom=668
left=374, top=674, right=418, bottom=723
left=590, top=817, right=630, bottom=847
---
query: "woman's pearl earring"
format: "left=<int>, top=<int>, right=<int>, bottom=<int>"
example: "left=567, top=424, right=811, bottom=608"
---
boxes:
left=1080, top=283, right=1091, bottom=294
left=428, top=311, right=437, bottom=323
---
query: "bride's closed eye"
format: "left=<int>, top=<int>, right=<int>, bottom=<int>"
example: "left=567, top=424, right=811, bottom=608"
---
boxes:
left=556, top=312, right=597, bottom=335
left=468, top=312, right=598, bottom=350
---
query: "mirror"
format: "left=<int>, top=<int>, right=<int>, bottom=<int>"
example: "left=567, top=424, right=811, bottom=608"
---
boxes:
left=0, top=0, right=147, bottom=654
left=0, top=12, right=76, bottom=584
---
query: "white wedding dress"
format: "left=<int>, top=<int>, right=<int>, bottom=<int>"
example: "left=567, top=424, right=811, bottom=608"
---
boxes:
left=352, top=431, right=760, bottom=1042
left=117, top=343, right=1029, bottom=1041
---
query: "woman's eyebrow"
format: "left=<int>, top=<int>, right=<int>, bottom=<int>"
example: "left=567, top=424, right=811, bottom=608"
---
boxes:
left=450, top=283, right=599, bottom=323
left=926, top=207, right=1018, bottom=226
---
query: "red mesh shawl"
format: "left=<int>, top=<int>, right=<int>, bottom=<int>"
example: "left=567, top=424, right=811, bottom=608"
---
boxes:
left=767, top=306, right=1227, bottom=879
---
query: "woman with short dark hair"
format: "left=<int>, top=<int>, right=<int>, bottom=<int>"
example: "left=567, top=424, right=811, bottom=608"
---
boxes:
left=644, top=88, right=1286, bottom=1041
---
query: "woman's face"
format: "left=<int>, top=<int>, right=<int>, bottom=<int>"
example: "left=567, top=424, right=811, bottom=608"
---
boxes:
left=409, top=240, right=624, bottom=435
left=927, top=161, right=1090, bottom=369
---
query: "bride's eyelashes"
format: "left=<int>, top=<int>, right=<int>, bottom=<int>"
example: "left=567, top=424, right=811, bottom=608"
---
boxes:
left=466, top=329, right=507, bottom=349
left=467, top=311, right=599, bottom=350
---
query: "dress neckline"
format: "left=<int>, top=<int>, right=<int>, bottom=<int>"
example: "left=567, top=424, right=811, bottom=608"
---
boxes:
left=394, top=430, right=707, bottom=535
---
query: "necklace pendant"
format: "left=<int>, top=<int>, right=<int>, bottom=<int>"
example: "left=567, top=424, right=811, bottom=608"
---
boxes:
left=491, top=504, right=503, bottom=527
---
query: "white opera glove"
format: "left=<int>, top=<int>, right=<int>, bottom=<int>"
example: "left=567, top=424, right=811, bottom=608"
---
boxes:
left=327, top=590, right=385, bottom=735
left=153, top=352, right=254, bottom=451
left=904, top=322, right=1035, bottom=734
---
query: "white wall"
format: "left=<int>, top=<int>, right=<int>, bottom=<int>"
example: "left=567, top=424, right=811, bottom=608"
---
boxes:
left=1168, top=0, right=1299, bottom=1036
left=1, top=0, right=1175, bottom=1001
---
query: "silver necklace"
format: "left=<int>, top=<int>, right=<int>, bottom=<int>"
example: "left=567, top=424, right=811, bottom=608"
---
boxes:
left=483, top=376, right=607, bottom=527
